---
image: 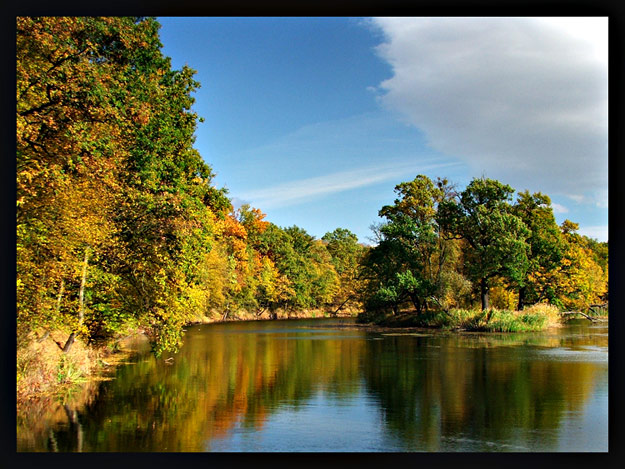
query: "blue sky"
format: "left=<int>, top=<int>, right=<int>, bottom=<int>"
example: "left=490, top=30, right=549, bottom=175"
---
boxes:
left=158, top=17, right=608, bottom=243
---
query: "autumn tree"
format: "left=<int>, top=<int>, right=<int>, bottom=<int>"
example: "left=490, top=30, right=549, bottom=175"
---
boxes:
left=539, top=221, right=608, bottom=311
left=17, top=17, right=230, bottom=354
left=17, top=17, right=133, bottom=350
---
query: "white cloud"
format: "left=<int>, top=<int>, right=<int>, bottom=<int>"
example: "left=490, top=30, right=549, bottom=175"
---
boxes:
left=577, top=225, right=608, bottom=242
left=370, top=17, right=608, bottom=199
left=551, top=203, right=569, bottom=214
left=229, top=197, right=250, bottom=210
left=566, top=194, right=586, bottom=203
left=239, top=161, right=458, bottom=209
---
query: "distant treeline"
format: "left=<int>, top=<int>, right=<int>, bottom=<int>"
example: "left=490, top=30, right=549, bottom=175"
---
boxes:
left=17, top=17, right=607, bottom=355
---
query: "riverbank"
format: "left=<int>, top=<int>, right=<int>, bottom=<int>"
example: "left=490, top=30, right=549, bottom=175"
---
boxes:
left=17, top=307, right=356, bottom=406
left=17, top=303, right=604, bottom=406
left=187, top=306, right=357, bottom=325
left=356, top=303, right=605, bottom=332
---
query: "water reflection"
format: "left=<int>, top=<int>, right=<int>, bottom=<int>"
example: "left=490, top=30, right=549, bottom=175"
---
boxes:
left=17, top=319, right=607, bottom=452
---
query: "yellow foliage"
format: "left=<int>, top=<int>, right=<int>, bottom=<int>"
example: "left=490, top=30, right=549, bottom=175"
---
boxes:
left=489, top=285, right=518, bottom=310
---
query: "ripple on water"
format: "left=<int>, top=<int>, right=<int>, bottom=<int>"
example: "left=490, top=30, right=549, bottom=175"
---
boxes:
left=537, top=346, right=608, bottom=363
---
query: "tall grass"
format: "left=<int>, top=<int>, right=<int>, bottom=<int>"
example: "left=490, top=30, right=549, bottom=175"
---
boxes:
left=370, top=303, right=562, bottom=332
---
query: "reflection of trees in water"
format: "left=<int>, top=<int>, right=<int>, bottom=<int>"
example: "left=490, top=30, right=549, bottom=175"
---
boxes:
left=361, top=333, right=603, bottom=451
left=21, top=326, right=365, bottom=451
left=16, top=379, right=100, bottom=451
left=18, top=323, right=606, bottom=452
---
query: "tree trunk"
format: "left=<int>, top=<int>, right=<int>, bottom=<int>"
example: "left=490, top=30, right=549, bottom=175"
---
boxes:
left=411, top=295, right=422, bottom=315
left=63, top=248, right=89, bottom=354
left=332, top=295, right=353, bottom=316
left=62, top=332, right=76, bottom=353
left=480, top=279, right=489, bottom=311
left=78, top=249, right=89, bottom=325
left=56, top=278, right=65, bottom=314
left=517, top=285, right=526, bottom=311
left=560, top=311, right=598, bottom=322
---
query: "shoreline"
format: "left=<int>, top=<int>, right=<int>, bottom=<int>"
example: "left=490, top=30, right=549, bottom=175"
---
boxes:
left=17, top=306, right=606, bottom=406
left=16, top=308, right=357, bottom=406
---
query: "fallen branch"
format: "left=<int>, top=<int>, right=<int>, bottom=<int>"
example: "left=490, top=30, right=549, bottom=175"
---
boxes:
left=559, top=311, right=598, bottom=322
left=332, top=296, right=354, bottom=316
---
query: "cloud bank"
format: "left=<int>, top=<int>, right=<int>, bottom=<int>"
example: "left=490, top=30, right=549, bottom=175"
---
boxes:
left=370, top=17, right=608, bottom=204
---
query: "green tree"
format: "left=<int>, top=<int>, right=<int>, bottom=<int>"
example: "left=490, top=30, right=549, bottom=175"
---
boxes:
left=282, top=226, right=338, bottom=311
left=362, top=175, right=456, bottom=315
left=438, top=177, right=530, bottom=310
left=322, top=228, right=366, bottom=313
left=512, top=191, right=565, bottom=309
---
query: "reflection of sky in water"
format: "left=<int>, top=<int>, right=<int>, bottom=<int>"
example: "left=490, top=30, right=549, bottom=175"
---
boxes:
left=556, top=373, right=608, bottom=452
left=536, top=347, right=608, bottom=363
left=206, top=388, right=389, bottom=452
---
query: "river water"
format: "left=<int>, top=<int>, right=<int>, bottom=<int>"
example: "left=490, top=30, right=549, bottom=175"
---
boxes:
left=17, top=317, right=608, bottom=452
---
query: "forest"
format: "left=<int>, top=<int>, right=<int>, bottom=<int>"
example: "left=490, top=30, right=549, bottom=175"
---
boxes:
left=17, top=17, right=608, bottom=398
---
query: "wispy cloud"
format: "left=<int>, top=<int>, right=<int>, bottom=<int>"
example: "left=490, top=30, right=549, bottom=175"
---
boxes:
left=239, top=161, right=458, bottom=209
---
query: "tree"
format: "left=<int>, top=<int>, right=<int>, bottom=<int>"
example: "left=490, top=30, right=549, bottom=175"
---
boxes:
left=438, top=177, right=530, bottom=310
left=17, top=17, right=228, bottom=354
left=512, top=191, right=565, bottom=309
left=322, top=228, right=365, bottom=313
left=17, top=17, right=133, bottom=349
left=537, top=221, right=608, bottom=311
left=362, top=175, right=458, bottom=315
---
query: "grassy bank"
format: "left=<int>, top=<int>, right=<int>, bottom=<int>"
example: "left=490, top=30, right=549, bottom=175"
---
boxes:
left=17, top=307, right=355, bottom=405
left=358, top=303, right=565, bottom=332
left=16, top=328, right=148, bottom=406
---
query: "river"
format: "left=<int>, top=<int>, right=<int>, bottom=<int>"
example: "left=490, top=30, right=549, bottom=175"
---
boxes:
left=17, top=317, right=608, bottom=452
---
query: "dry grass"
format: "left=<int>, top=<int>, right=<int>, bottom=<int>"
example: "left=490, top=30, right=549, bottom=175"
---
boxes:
left=17, top=329, right=110, bottom=403
left=520, top=303, right=562, bottom=328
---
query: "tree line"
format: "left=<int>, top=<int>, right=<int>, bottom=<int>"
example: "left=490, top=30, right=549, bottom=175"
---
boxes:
left=359, top=175, right=608, bottom=318
left=17, top=17, right=608, bottom=356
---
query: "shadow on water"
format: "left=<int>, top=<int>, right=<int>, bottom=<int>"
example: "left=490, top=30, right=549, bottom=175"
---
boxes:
left=17, top=318, right=608, bottom=452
